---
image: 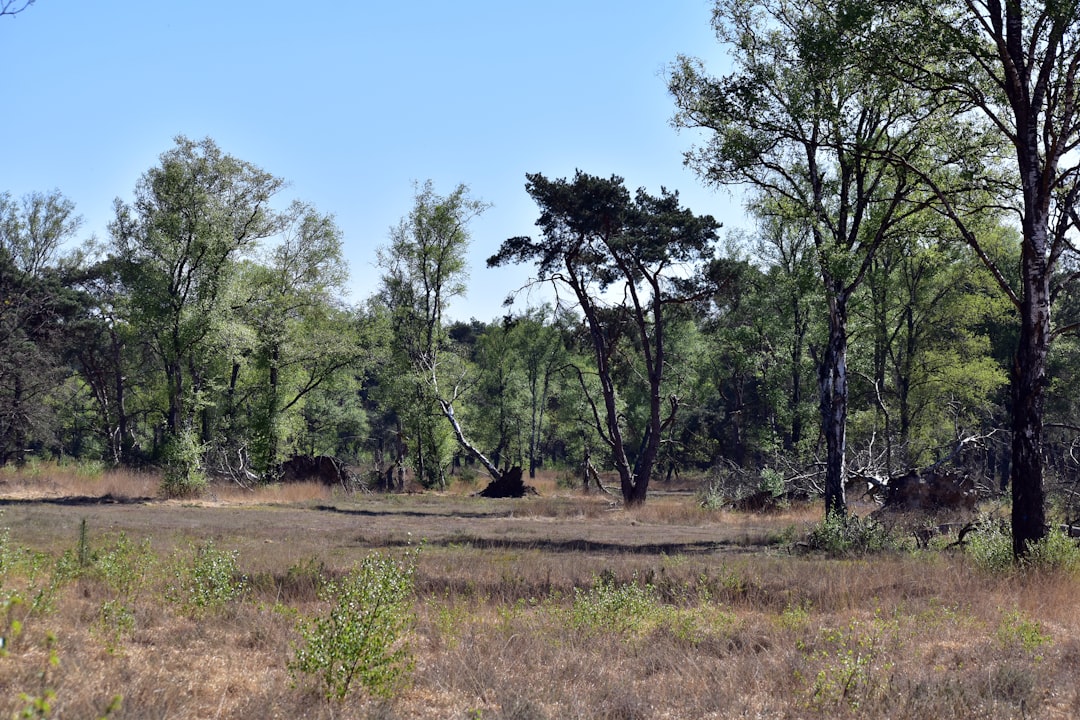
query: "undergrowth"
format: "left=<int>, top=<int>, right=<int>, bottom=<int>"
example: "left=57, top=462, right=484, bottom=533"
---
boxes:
left=804, top=512, right=894, bottom=555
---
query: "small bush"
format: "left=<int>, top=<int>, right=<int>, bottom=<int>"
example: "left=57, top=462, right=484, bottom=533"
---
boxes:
left=570, top=574, right=659, bottom=638
left=89, top=532, right=156, bottom=649
left=696, top=480, right=726, bottom=511
left=167, top=540, right=246, bottom=616
left=801, top=612, right=900, bottom=710
left=759, top=467, right=786, bottom=498
left=804, top=512, right=893, bottom=555
left=965, top=516, right=1013, bottom=572
left=289, top=546, right=420, bottom=702
left=92, top=533, right=156, bottom=598
left=997, top=609, right=1052, bottom=657
left=1026, top=528, right=1080, bottom=572
left=965, top=517, right=1080, bottom=572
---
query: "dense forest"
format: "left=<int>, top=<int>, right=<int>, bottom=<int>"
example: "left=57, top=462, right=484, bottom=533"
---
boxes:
left=2, top=1, right=1079, bottom=557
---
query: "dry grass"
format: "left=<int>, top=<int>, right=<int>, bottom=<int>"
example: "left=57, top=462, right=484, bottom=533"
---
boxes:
left=0, top=462, right=160, bottom=501
left=2, top=465, right=1079, bottom=718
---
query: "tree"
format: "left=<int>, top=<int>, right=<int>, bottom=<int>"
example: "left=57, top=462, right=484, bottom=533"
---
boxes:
left=110, top=136, right=286, bottom=491
left=377, top=181, right=497, bottom=487
left=746, top=203, right=820, bottom=458
left=850, top=211, right=1010, bottom=474
left=489, top=171, right=721, bottom=505
left=670, top=0, right=933, bottom=516
left=467, top=319, right=528, bottom=472
left=508, top=306, right=569, bottom=478
left=892, top=0, right=1080, bottom=557
left=70, top=255, right=146, bottom=464
left=0, top=191, right=84, bottom=463
left=236, top=202, right=359, bottom=478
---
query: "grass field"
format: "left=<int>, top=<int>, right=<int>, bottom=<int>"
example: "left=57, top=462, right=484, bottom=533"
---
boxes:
left=1, top=464, right=1078, bottom=719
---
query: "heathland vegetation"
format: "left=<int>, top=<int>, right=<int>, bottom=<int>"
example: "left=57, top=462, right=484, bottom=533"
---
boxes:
left=1, top=465, right=1079, bottom=719
left=3, top=0, right=1080, bottom=716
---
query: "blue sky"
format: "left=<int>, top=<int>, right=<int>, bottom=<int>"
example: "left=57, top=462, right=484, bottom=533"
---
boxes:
left=1, top=1, right=741, bottom=321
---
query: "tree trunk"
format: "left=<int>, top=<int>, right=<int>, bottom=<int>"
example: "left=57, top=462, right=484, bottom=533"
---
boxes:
left=438, top=397, right=505, bottom=483
left=1010, top=234, right=1050, bottom=556
left=819, top=295, right=849, bottom=517
left=787, top=296, right=807, bottom=451
left=395, top=417, right=406, bottom=492
left=263, top=345, right=281, bottom=475
left=165, top=358, right=182, bottom=437
left=112, top=327, right=131, bottom=463
left=12, top=373, right=26, bottom=466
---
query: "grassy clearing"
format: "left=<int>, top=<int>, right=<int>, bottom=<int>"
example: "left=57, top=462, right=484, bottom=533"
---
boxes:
left=1, top=465, right=1078, bottom=718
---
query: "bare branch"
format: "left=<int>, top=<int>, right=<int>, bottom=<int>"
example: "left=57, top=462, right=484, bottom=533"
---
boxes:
left=0, top=0, right=34, bottom=17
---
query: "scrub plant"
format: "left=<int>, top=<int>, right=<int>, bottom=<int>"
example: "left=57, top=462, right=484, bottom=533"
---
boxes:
left=997, top=609, right=1052, bottom=658
left=166, top=540, right=246, bottom=616
left=289, top=546, right=420, bottom=702
left=89, top=533, right=156, bottom=650
left=805, top=512, right=893, bottom=555
left=569, top=573, right=662, bottom=639
left=801, top=610, right=900, bottom=710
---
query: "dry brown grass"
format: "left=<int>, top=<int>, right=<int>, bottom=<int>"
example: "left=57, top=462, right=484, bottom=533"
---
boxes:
left=0, top=462, right=160, bottom=500
left=2, top=466, right=1079, bottom=718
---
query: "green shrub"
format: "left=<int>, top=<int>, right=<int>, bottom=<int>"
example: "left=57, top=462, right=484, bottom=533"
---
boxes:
left=965, top=516, right=1014, bottom=572
left=570, top=574, right=659, bottom=637
left=289, top=547, right=420, bottom=702
left=997, top=609, right=1052, bottom=657
left=167, top=540, right=246, bottom=616
left=965, top=516, right=1080, bottom=572
left=90, top=533, right=156, bottom=649
left=804, top=512, right=893, bottom=555
left=759, top=467, right=786, bottom=498
left=696, top=480, right=726, bottom=511
left=1026, top=528, right=1080, bottom=572
left=801, top=611, right=900, bottom=710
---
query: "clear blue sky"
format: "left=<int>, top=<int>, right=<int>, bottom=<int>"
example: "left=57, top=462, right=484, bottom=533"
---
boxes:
left=1, top=0, right=741, bottom=321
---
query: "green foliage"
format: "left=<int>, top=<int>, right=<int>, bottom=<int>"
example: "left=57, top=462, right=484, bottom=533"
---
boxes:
left=804, top=512, right=893, bottom=556
left=759, top=467, right=785, bottom=498
left=166, top=540, right=246, bottom=616
left=88, top=532, right=156, bottom=649
left=13, top=631, right=59, bottom=719
left=0, top=526, right=58, bottom=646
left=778, top=600, right=812, bottom=632
left=1025, top=528, right=1080, bottom=572
left=160, top=425, right=207, bottom=498
left=696, top=479, right=726, bottom=510
left=964, top=516, right=1014, bottom=572
left=800, top=611, right=900, bottom=711
left=996, top=609, right=1052, bottom=658
left=966, top=517, right=1080, bottom=572
left=289, top=547, right=420, bottom=702
left=19, top=549, right=78, bottom=618
left=570, top=574, right=659, bottom=638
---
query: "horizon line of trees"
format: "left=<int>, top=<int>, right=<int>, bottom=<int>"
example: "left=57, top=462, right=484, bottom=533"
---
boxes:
left=0, top=137, right=1053, bottom=505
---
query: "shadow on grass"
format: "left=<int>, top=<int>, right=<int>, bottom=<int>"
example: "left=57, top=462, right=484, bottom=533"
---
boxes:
left=0, top=493, right=154, bottom=506
left=375, top=533, right=769, bottom=555
left=312, top=503, right=502, bottom=521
